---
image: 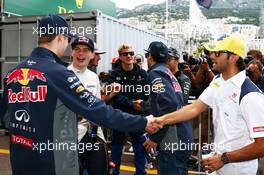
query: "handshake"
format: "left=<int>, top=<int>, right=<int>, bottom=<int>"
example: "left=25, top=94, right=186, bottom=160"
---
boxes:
left=145, top=115, right=165, bottom=134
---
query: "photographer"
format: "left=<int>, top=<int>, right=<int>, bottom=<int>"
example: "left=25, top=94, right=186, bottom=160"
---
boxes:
left=194, top=58, right=215, bottom=90
left=182, top=52, right=215, bottom=98
left=246, top=60, right=264, bottom=92
left=247, top=49, right=264, bottom=64
left=181, top=52, right=199, bottom=88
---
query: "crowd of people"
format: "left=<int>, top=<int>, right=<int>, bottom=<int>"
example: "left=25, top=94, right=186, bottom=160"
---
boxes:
left=1, top=14, right=264, bottom=175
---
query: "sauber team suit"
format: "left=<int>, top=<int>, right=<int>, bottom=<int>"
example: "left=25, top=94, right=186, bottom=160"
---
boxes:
left=148, top=63, right=193, bottom=175
left=0, top=47, right=147, bottom=175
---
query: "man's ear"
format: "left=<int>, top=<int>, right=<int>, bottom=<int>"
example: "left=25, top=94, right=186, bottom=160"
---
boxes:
left=149, top=53, right=154, bottom=61
left=230, top=54, right=240, bottom=64
left=56, top=34, right=64, bottom=43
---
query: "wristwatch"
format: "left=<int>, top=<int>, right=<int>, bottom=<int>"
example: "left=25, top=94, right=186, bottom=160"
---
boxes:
left=221, top=152, right=230, bottom=164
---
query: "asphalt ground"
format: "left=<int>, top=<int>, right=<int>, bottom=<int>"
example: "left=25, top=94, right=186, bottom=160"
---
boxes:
left=0, top=135, right=205, bottom=175
left=0, top=135, right=157, bottom=175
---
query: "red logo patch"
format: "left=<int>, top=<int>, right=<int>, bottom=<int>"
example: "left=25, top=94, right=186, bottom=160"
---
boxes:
left=8, top=85, right=47, bottom=103
left=6, top=68, right=46, bottom=85
left=11, top=134, right=33, bottom=148
left=173, top=83, right=182, bottom=93
left=253, top=126, right=264, bottom=133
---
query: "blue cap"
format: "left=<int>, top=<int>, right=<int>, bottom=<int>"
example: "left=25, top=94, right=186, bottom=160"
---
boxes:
left=145, top=41, right=168, bottom=62
left=38, top=14, right=75, bottom=38
left=71, top=36, right=94, bottom=52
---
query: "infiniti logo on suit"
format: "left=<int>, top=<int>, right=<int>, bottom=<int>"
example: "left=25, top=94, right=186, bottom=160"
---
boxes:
left=15, top=110, right=30, bottom=123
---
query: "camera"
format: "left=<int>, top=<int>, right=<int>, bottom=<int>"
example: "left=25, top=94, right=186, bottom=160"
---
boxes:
left=182, top=52, right=189, bottom=62
left=246, top=68, right=253, bottom=77
left=189, top=56, right=208, bottom=65
left=178, top=62, right=189, bottom=70
left=244, top=56, right=254, bottom=65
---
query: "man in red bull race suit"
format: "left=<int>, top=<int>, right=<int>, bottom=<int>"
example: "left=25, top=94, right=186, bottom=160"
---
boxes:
left=0, top=14, right=160, bottom=175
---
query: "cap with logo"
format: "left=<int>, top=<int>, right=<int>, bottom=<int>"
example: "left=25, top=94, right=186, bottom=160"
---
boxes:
left=38, top=14, right=75, bottom=38
left=168, top=47, right=180, bottom=59
left=145, top=41, right=168, bottom=62
left=94, top=42, right=106, bottom=55
left=204, top=33, right=246, bottom=58
left=71, top=36, right=94, bottom=52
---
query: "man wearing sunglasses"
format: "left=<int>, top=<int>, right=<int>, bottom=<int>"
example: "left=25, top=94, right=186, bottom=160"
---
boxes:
left=108, top=44, right=148, bottom=175
left=156, top=33, right=264, bottom=175
left=0, top=15, right=161, bottom=175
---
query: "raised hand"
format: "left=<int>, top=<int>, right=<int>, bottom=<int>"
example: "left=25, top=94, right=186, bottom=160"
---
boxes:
left=101, top=82, right=121, bottom=101
left=145, top=115, right=163, bottom=134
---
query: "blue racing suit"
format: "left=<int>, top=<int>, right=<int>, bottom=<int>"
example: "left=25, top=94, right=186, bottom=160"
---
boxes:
left=148, top=63, right=193, bottom=175
left=0, top=47, right=147, bottom=175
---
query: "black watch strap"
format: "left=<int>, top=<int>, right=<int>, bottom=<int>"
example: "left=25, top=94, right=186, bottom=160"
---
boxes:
left=221, top=152, right=230, bottom=164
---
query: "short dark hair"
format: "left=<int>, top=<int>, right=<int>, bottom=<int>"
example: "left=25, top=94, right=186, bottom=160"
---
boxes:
left=151, top=53, right=167, bottom=63
left=38, top=35, right=57, bottom=45
left=236, top=57, right=246, bottom=71
left=247, top=49, right=263, bottom=61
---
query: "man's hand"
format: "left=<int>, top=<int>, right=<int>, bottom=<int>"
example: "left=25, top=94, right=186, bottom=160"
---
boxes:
left=109, top=82, right=121, bottom=95
left=145, top=115, right=162, bottom=134
left=154, top=116, right=166, bottom=126
left=143, top=139, right=157, bottom=153
left=199, top=62, right=210, bottom=71
left=201, top=154, right=224, bottom=173
left=101, top=83, right=121, bottom=101
left=132, top=100, right=143, bottom=111
left=182, top=65, right=192, bottom=76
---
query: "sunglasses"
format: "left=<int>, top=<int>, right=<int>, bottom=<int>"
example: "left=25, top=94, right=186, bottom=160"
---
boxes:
left=212, top=51, right=232, bottom=57
left=121, top=52, right=135, bottom=57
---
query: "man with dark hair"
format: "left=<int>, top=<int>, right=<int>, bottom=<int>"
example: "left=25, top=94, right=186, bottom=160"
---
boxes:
left=88, top=42, right=106, bottom=73
left=247, top=60, right=264, bottom=92
left=157, top=33, right=264, bottom=175
left=143, top=41, right=193, bottom=175
left=0, top=14, right=160, bottom=175
left=134, top=54, right=144, bottom=69
left=167, top=47, right=191, bottom=104
left=247, top=49, right=263, bottom=64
